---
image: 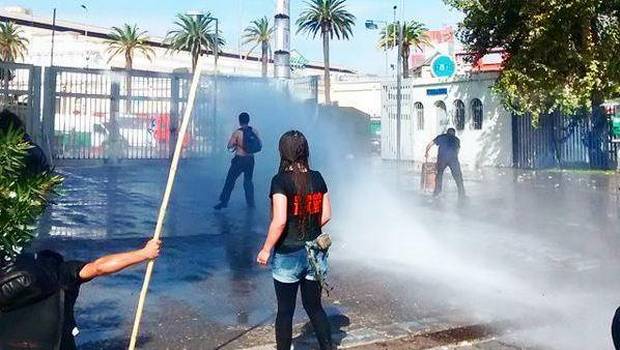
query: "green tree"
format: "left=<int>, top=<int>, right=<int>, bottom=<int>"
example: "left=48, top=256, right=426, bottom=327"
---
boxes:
left=0, top=22, right=28, bottom=104
left=378, top=20, right=430, bottom=78
left=243, top=17, right=274, bottom=78
left=105, top=24, right=154, bottom=114
left=0, top=21, right=28, bottom=62
left=0, top=127, right=62, bottom=260
left=297, top=0, right=356, bottom=104
left=166, top=13, right=225, bottom=72
left=105, top=24, right=154, bottom=70
left=445, top=0, right=620, bottom=121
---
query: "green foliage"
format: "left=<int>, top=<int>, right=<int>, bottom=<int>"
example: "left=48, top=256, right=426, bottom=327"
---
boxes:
left=445, top=0, right=620, bottom=120
left=243, top=17, right=274, bottom=50
left=296, top=0, right=356, bottom=40
left=0, top=21, right=28, bottom=62
left=0, top=128, right=62, bottom=259
left=165, top=13, right=226, bottom=72
left=243, top=17, right=274, bottom=77
left=296, top=0, right=356, bottom=103
left=105, top=24, right=154, bottom=70
left=378, top=20, right=430, bottom=78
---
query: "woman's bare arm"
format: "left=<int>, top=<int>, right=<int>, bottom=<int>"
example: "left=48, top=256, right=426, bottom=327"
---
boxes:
left=257, top=194, right=287, bottom=264
left=321, top=193, right=332, bottom=227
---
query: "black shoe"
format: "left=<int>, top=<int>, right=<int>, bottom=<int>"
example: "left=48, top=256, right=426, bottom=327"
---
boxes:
left=214, top=202, right=227, bottom=210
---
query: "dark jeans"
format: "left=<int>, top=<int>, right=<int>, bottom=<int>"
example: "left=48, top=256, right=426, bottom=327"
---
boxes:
left=612, top=307, right=620, bottom=349
left=434, top=156, right=465, bottom=196
left=274, top=279, right=332, bottom=350
left=219, top=155, right=255, bottom=206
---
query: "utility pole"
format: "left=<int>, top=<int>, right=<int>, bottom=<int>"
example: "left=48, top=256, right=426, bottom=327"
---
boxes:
left=214, top=17, right=219, bottom=74
left=274, top=0, right=291, bottom=79
left=50, top=8, right=56, bottom=66
left=395, top=4, right=403, bottom=162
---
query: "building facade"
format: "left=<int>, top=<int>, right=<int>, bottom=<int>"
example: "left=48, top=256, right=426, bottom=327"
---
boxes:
left=381, top=72, right=513, bottom=168
left=0, top=6, right=353, bottom=78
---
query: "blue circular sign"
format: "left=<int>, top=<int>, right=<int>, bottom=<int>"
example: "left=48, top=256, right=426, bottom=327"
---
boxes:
left=431, top=55, right=456, bottom=78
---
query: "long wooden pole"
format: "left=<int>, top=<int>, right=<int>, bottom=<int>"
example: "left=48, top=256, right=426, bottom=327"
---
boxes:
left=127, top=57, right=205, bottom=350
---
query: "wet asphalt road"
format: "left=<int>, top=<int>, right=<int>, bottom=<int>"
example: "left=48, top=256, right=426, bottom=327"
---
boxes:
left=33, top=158, right=620, bottom=350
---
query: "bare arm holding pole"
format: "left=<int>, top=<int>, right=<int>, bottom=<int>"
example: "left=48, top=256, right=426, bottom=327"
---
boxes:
left=79, top=239, right=161, bottom=281
left=127, top=55, right=205, bottom=350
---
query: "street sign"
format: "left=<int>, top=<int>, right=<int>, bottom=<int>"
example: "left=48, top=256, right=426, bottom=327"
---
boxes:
left=431, top=55, right=456, bottom=78
left=612, top=114, right=620, bottom=137
left=426, top=88, right=448, bottom=96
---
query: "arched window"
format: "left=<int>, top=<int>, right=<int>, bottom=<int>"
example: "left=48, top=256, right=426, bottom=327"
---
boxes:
left=435, top=101, right=448, bottom=130
left=453, top=100, right=465, bottom=130
left=471, top=98, right=483, bottom=130
left=414, top=102, right=424, bottom=130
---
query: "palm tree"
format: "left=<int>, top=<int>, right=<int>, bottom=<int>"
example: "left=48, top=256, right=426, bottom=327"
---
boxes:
left=0, top=22, right=28, bottom=104
left=0, top=21, right=28, bottom=62
left=105, top=24, right=154, bottom=114
left=243, top=17, right=274, bottom=78
left=297, top=0, right=355, bottom=104
left=105, top=24, right=154, bottom=70
left=165, top=13, right=225, bottom=72
left=378, top=20, right=429, bottom=78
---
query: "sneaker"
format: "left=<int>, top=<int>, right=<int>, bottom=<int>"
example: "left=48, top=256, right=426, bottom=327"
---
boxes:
left=214, top=202, right=227, bottom=210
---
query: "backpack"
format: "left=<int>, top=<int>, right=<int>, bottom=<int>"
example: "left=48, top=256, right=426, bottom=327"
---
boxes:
left=0, top=253, right=64, bottom=350
left=240, top=126, right=262, bottom=154
left=0, top=253, right=60, bottom=312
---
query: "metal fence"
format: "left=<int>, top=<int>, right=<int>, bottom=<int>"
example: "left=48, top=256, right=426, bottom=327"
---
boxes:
left=512, top=110, right=618, bottom=170
left=0, top=61, right=318, bottom=162
left=0, top=62, right=44, bottom=148
left=381, top=80, right=413, bottom=160
left=38, top=66, right=318, bottom=161
left=43, top=66, right=211, bottom=160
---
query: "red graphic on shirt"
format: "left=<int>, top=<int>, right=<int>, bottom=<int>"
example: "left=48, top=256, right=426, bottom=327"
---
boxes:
left=292, top=193, right=323, bottom=216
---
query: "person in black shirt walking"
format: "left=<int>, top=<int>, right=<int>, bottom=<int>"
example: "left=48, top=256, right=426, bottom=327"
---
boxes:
left=425, top=128, right=465, bottom=197
left=257, top=130, right=333, bottom=350
left=214, top=112, right=262, bottom=210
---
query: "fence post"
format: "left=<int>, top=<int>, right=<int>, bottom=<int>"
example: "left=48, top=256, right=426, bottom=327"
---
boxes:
left=29, top=66, right=42, bottom=146
left=108, top=78, right=122, bottom=162
left=42, top=67, right=57, bottom=164
left=169, top=75, right=180, bottom=159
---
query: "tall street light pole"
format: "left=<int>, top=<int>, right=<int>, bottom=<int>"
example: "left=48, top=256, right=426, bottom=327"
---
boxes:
left=364, top=20, right=389, bottom=76
left=50, top=8, right=56, bottom=66
left=213, top=17, right=219, bottom=74
left=395, top=4, right=403, bottom=162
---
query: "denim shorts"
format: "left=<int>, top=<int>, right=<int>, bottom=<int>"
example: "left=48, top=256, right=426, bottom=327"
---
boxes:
left=271, top=248, right=328, bottom=283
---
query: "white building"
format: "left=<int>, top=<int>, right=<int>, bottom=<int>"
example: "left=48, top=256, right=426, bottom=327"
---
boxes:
left=381, top=72, right=512, bottom=168
left=0, top=6, right=354, bottom=78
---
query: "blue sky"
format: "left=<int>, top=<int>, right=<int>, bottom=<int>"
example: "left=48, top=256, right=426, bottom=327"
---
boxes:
left=4, top=0, right=463, bottom=74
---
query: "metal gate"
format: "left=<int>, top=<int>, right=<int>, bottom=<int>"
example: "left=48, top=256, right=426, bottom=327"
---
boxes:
left=513, top=111, right=618, bottom=170
left=0, top=62, right=43, bottom=147
left=42, top=66, right=318, bottom=161
left=42, top=66, right=219, bottom=160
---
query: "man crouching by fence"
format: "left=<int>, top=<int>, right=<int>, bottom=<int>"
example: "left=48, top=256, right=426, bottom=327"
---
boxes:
left=0, top=110, right=162, bottom=350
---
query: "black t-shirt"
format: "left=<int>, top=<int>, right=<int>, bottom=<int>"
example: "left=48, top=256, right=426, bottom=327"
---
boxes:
left=434, top=134, right=460, bottom=159
left=270, top=170, right=328, bottom=253
left=0, top=251, right=86, bottom=350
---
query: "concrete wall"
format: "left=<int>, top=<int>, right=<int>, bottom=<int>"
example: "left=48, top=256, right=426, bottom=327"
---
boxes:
left=328, top=78, right=384, bottom=118
left=381, top=73, right=513, bottom=168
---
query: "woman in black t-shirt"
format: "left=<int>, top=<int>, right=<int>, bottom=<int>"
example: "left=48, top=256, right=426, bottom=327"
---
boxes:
left=257, top=130, right=333, bottom=350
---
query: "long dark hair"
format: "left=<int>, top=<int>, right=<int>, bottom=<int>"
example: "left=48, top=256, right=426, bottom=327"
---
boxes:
left=278, top=130, right=311, bottom=239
